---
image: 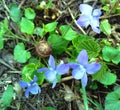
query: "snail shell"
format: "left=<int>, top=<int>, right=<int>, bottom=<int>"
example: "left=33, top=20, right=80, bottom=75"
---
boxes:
left=36, top=41, right=52, bottom=58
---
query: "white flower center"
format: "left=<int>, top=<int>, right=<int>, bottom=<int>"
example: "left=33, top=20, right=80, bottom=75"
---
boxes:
left=79, top=65, right=86, bottom=74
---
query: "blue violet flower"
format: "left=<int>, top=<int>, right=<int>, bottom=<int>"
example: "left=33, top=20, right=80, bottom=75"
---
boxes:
left=18, top=75, right=41, bottom=98
left=77, top=4, right=102, bottom=33
left=37, top=55, right=69, bottom=88
left=69, top=50, right=101, bottom=87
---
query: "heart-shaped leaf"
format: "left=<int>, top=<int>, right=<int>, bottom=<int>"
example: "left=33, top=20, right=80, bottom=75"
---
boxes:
left=100, top=71, right=117, bottom=85
left=20, top=17, right=34, bottom=34
left=102, top=46, right=120, bottom=64
left=25, top=8, right=36, bottom=20
left=14, top=43, right=31, bottom=63
left=105, top=90, right=120, bottom=110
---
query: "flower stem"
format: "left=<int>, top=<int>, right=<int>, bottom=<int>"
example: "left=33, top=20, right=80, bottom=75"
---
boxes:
left=82, top=86, right=89, bottom=110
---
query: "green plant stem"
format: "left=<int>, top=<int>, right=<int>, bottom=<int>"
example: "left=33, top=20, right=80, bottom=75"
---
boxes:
left=2, top=0, right=10, bottom=13
left=82, top=85, right=89, bottom=110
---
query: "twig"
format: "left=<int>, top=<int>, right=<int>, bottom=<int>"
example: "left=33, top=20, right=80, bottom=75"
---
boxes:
left=92, top=0, right=98, bottom=8
left=0, top=58, right=17, bottom=71
left=62, top=1, right=87, bottom=35
left=41, top=76, right=74, bottom=87
left=46, top=93, right=56, bottom=108
left=62, top=76, right=73, bottom=82
left=2, top=0, right=10, bottom=13
left=26, top=101, right=38, bottom=110
left=18, top=0, right=26, bottom=8
left=100, top=14, right=120, bottom=19
left=7, top=70, right=21, bottom=74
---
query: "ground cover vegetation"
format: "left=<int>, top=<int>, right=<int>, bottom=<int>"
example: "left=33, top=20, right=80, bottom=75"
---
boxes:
left=0, top=0, right=120, bottom=110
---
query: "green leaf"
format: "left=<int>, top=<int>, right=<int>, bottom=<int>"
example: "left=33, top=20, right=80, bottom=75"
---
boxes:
left=116, top=7, right=120, bottom=13
left=102, top=5, right=110, bottom=12
left=0, top=19, right=8, bottom=50
left=100, top=19, right=111, bottom=36
left=105, top=91, right=120, bottom=110
left=94, top=101, right=104, bottom=110
left=0, top=18, right=8, bottom=36
left=22, top=63, right=36, bottom=82
left=20, top=17, right=34, bottom=34
left=44, top=22, right=58, bottom=33
left=44, top=107, right=56, bottom=110
left=22, top=61, right=45, bottom=84
left=25, top=8, right=36, bottom=20
left=74, top=39, right=100, bottom=58
left=92, top=62, right=108, bottom=81
left=46, top=0, right=53, bottom=8
left=35, top=72, right=45, bottom=85
left=0, top=36, right=4, bottom=50
left=114, top=86, right=120, bottom=94
left=10, top=3, right=21, bottom=22
left=1, top=85, right=14, bottom=107
left=72, top=34, right=91, bottom=46
left=100, top=71, right=117, bottom=85
left=34, top=27, right=44, bottom=37
left=100, top=0, right=108, bottom=4
left=14, top=43, right=31, bottom=63
left=48, top=34, right=69, bottom=54
left=59, top=25, right=77, bottom=41
left=102, top=46, right=120, bottom=64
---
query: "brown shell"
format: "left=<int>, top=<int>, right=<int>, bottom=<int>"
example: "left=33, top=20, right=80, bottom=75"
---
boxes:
left=36, top=41, right=52, bottom=58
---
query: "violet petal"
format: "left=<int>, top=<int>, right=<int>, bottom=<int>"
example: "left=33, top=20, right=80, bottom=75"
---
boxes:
left=45, top=69, right=56, bottom=82
left=90, top=17, right=100, bottom=33
left=69, top=63, right=79, bottom=69
left=72, top=66, right=85, bottom=79
left=81, top=73, right=88, bottom=87
left=79, top=4, right=93, bottom=15
left=56, top=64, right=69, bottom=75
left=52, top=80, right=57, bottom=88
left=86, top=63, right=101, bottom=74
left=18, top=81, right=28, bottom=89
left=48, top=55, right=55, bottom=69
left=28, top=84, right=41, bottom=95
left=91, top=26, right=100, bottom=34
left=77, top=50, right=88, bottom=66
left=25, top=89, right=29, bottom=98
left=37, top=67, right=48, bottom=73
left=93, top=9, right=102, bottom=17
left=77, top=15, right=90, bottom=27
left=30, top=75, right=38, bottom=85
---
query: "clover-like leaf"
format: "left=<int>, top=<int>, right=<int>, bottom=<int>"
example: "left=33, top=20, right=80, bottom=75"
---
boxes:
left=44, top=22, right=58, bottom=33
left=25, top=8, right=36, bottom=20
left=22, top=60, right=45, bottom=84
left=1, top=85, right=14, bottom=107
left=102, top=46, right=120, bottom=64
left=22, top=63, right=36, bottom=82
left=100, top=71, right=117, bottom=85
left=92, top=62, right=108, bottom=81
left=105, top=90, right=120, bottom=110
left=14, top=43, right=31, bottom=63
left=100, top=19, right=111, bottom=36
left=10, top=3, right=22, bottom=22
left=20, top=17, right=34, bottom=34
